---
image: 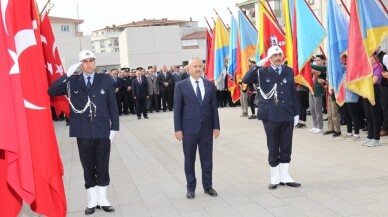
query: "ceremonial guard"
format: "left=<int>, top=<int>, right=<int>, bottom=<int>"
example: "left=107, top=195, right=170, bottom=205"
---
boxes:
left=48, top=50, right=119, bottom=214
left=242, top=46, right=301, bottom=190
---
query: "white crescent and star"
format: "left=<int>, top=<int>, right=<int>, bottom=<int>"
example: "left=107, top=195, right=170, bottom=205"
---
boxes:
left=2, top=5, right=46, bottom=110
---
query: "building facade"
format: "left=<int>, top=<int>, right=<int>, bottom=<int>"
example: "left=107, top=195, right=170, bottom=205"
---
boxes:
left=49, top=16, right=91, bottom=70
left=91, top=19, right=206, bottom=70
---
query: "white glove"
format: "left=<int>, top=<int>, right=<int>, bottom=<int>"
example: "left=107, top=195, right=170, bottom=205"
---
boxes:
left=109, top=130, right=116, bottom=141
left=66, top=62, right=81, bottom=77
left=256, top=57, right=270, bottom=67
left=294, top=115, right=299, bottom=127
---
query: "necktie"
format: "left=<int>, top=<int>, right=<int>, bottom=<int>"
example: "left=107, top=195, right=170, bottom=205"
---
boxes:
left=275, top=68, right=280, bottom=75
left=138, top=78, right=141, bottom=84
left=195, top=80, right=202, bottom=104
left=87, top=77, right=92, bottom=89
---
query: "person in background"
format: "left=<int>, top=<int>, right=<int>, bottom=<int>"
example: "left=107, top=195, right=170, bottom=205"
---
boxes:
left=362, top=54, right=383, bottom=147
left=308, top=55, right=327, bottom=134
left=132, top=69, right=149, bottom=119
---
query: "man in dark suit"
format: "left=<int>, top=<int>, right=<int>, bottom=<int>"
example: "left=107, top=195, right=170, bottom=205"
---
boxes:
left=242, top=46, right=300, bottom=190
left=157, top=65, right=173, bottom=111
left=174, top=57, right=220, bottom=199
left=132, top=69, right=149, bottom=119
left=48, top=50, right=118, bottom=214
left=111, top=69, right=123, bottom=115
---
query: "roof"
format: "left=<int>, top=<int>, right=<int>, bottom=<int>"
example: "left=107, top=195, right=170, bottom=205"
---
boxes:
left=118, top=19, right=190, bottom=28
left=181, top=30, right=206, bottom=40
left=93, top=18, right=192, bottom=32
left=49, top=16, right=84, bottom=24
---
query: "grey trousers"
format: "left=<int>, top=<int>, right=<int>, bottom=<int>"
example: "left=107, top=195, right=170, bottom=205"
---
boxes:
left=309, top=93, right=323, bottom=129
left=327, top=96, right=340, bottom=132
left=240, top=91, right=248, bottom=114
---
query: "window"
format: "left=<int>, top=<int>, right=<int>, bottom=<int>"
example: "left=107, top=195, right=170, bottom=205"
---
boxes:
left=182, top=40, right=198, bottom=47
left=100, top=41, right=105, bottom=48
left=61, top=25, right=69, bottom=32
left=113, top=38, right=119, bottom=46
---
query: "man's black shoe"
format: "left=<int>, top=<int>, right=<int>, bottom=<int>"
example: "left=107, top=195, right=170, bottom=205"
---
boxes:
left=137, top=117, right=141, bottom=119
left=186, top=191, right=195, bottom=199
left=268, top=184, right=278, bottom=190
left=96, top=205, right=115, bottom=212
left=332, top=132, right=341, bottom=137
left=322, top=130, right=335, bottom=135
left=144, top=116, right=149, bottom=119
left=204, top=188, right=218, bottom=197
left=85, top=207, right=96, bottom=215
left=279, top=182, right=301, bottom=187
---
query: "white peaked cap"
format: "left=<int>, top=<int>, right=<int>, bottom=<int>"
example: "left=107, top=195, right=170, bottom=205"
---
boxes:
left=79, top=50, right=95, bottom=62
left=267, top=46, right=283, bottom=58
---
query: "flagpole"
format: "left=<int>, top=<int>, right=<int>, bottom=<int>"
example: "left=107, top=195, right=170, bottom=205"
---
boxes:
left=204, top=17, right=213, bottom=33
left=236, top=6, right=258, bottom=31
left=261, top=0, right=286, bottom=35
left=213, top=9, right=229, bottom=32
left=377, top=0, right=388, bottom=15
left=264, top=0, right=282, bottom=30
left=39, top=0, right=53, bottom=16
left=339, top=0, right=350, bottom=16
left=211, top=17, right=216, bottom=26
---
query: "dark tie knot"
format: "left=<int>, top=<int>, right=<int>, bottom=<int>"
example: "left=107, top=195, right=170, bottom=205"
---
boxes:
left=195, top=80, right=199, bottom=84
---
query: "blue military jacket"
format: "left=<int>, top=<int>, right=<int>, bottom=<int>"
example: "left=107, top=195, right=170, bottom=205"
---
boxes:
left=242, top=65, right=300, bottom=122
left=48, top=73, right=119, bottom=138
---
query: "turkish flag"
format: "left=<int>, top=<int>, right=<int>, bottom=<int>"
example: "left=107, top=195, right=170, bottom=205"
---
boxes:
left=204, top=28, right=215, bottom=82
left=1, top=0, right=66, bottom=216
left=40, top=12, right=69, bottom=117
left=0, top=1, right=36, bottom=216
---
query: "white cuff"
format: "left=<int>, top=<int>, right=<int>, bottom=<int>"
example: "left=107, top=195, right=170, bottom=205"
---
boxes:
left=256, top=57, right=270, bottom=67
left=294, top=115, right=299, bottom=127
left=109, top=130, right=116, bottom=141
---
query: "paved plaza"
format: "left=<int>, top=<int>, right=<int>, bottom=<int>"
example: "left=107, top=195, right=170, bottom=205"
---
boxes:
left=20, top=107, right=388, bottom=217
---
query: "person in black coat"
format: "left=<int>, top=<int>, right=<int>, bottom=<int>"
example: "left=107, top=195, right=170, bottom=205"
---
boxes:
left=132, top=69, right=149, bottom=119
left=48, top=50, right=118, bottom=214
left=242, top=46, right=300, bottom=190
left=157, top=65, right=173, bottom=111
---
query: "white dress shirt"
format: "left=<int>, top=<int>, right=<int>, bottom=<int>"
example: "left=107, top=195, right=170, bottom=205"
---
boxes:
left=190, top=76, right=205, bottom=100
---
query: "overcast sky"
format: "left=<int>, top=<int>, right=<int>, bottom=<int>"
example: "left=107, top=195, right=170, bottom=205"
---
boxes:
left=36, top=0, right=244, bottom=35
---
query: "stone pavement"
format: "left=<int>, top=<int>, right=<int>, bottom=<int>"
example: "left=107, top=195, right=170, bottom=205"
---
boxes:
left=20, top=107, right=388, bottom=217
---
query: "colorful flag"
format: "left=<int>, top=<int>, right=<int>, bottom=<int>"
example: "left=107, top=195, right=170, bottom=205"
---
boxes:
left=204, top=28, right=215, bottom=81
left=346, top=0, right=383, bottom=105
left=227, top=13, right=241, bottom=102
left=327, top=0, right=349, bottom=106
left=295, top=0, right=326, bottom=71
left=40, top=12, right=70, bottom=117
left=213, top=16, right=229, bottom=84
left=0, top=0, right=66, bottom=216
left=257, top=0, right=286, bottom=62
left=357, top=0, right=388, bottom=56
left=238, top=10, right=257, bottom=90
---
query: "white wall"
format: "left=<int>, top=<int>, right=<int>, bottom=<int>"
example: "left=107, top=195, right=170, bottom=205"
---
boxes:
left=56, top=36, right=91, bottom=70
left=119, top=25, right=183, bottom=68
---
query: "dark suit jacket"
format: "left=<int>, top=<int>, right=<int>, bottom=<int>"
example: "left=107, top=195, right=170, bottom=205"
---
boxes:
left=174, top=78, right=220, bottom=135
left=132, top=77, right=148, bottom=98
left=48, top=73, right=119, bottom=138
left=112, top=76, right=122, bottom=91
left=157, top=72, right=173, bottom=91
left=181, top=72, right=190, bottom=80
left=242, top=65, right=299, bottom=122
